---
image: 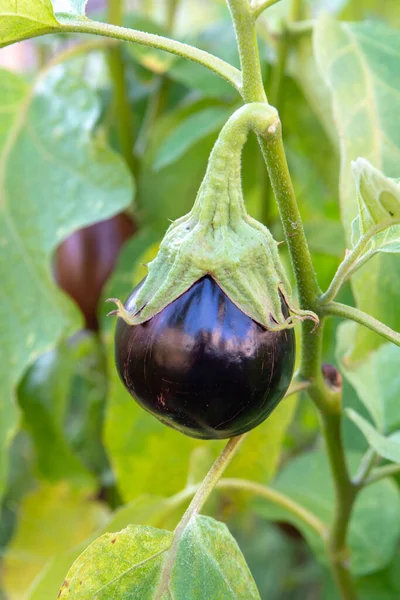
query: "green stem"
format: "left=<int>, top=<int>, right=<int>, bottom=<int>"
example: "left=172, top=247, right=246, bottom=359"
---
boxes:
left=155, top=476, right=325, bottom=539
left=322, top=302, right=400, bottom=347
left=218, top=478, right=326, bottom=536
left=261, top=24, right=290, bottom=225
left=62, top=19, right=242, bottom=93
left=106, top=0, right=136, bottom=178
left=154, top=435, right=246, bottom=598
left=108, top=0, right=122, bottom=27
left=366, top=463, right=400, bottom=486
left=227, top=3, right=357, bottom=598
left=258, top=123, right=321, bottom=312
left=321, top=412, right=358, bottom=600
left=352, top=448, right=378, bottom=487
left=226, top=0, right=266, bottom=102
left=107, top=47, right=136, bottom=175
left=166, top=0, right=180, bottom=32
left=320, top=217, right=400, bottom=305
left=251, top=0, right=283, bottom=19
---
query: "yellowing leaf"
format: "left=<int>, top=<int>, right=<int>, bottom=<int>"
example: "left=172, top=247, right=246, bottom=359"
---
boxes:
left=3, top=483, right=109, bottom=599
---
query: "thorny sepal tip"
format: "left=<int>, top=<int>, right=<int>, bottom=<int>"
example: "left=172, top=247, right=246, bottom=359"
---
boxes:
left=108, top=103, right=319, bottom=331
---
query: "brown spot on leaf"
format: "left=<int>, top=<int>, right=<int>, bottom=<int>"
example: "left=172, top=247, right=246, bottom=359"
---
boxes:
left=58, top=580, right=69, bottom=597
left=111, top=537, right=117, bottom=544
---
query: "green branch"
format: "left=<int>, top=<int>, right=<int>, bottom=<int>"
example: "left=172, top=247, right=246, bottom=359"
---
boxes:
left=154, top=435, right=246, bottom=598
left=62, top=19, right=242, bottom=93
left=322, top=302, right=400, bottom=347
left=107, top=0, right=136, bottom=177
left=251, top=0, right=283, bottom=18
left=157, top=476, right=326, bottom=540
left=366, top=463, right=400, bottom=486
left=226, top=2, right=357, bottom=598
left=226, top=0, right=266, bottom=102
left=217, top=478, right=326, bottom=537
left=320, top=218, right=400, bottom=305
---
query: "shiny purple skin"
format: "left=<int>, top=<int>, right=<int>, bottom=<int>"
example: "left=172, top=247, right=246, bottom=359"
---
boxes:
left=114, top=276, right=295, bottom=439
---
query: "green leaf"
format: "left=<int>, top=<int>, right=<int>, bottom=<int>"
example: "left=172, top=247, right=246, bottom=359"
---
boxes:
left=0, top=64, right=132, bottom=498
left=346, top=409, right=400, bottom=464
left=154, top=106, right=234, bottom=171
left=28, top=494, right=183, bottom=599
left=0, top=0, right=59, bottom=47
left=59, top=516, right=260, bottom=599
left=18, top=344, right=95, bottom=490
left=314, top=16, right=400, bottom=358
left=3, top=482, right=109, bottom=599
left=255, top=450, right=400, bottom=575
left=351, top=158, right=400, bottom=254
left=337, top=322, right=400, bottom=432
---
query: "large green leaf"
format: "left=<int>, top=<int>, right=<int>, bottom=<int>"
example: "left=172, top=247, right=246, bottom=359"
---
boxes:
left=59, top=516, right=260, bottom=599
left=3, top=482, right=109, bottom=599
left=255, top=450, right=400, bottom=575
left=314, top=16, right=400, bottom=358
left=0, top=65, right=132, bottom=497
left=336, top=322, right=400, bottom=433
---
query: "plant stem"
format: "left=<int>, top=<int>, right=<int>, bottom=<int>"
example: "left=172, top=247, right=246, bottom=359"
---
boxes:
left=154, top=434, right=246, bottom=598
left=258, top=124, right=321, bottom=312
left=366, top=463, right=400, bottom=486
left=166, top=0, right=180, bottom=32
left=107, top=0, right=136, bottom=177
left=62, top=19, right=242, bottom=93
left=227, top=2, right=358, bottom=598
left=157, top=476, right=325, bottom=539
left=352, top=448, right=377, bottom=487
left=320, top=217, right=400, bottom=305
left=320, top=412, right=358, bottom=600
left=322, top=302, right=400, bottom=347
left=226, top=0, right=266, bottom=102
left=251, top=0, right=283, bottom=19
left=217, top=478, right=326, bottom=536
left=261, top=23, right=290, bottom=225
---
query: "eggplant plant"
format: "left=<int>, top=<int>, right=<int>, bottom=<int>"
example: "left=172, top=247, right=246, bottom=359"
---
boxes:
left=1, top=0, right=400, bottom=599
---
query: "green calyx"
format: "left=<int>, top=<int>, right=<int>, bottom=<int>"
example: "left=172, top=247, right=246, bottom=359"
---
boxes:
left=109, top=103, right=318, bottom=331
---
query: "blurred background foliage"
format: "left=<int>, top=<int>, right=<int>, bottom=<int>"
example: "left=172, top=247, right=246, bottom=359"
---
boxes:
left=1, top=0, right=400, bottom=598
